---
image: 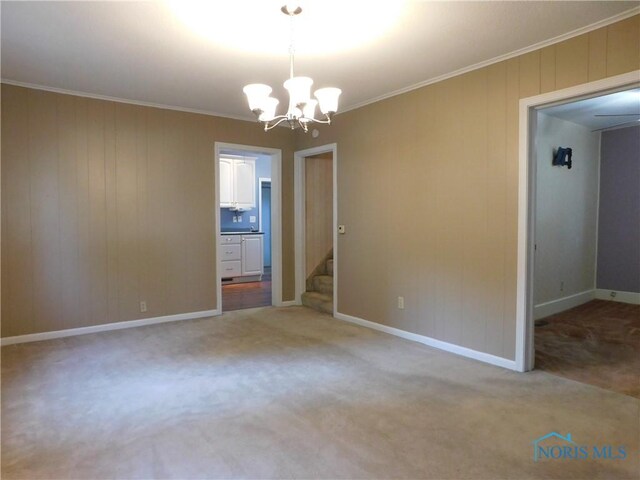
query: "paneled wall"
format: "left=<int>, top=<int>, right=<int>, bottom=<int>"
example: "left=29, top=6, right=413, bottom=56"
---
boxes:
left=597, top=125, right=640, bottom=294
left=295, top=16, right=640, bottom=360
left=2, top=16, right=638, bottom=348
left=305, top=152, right=333, bottom=276
left=1, top=86, right=295, bottom=337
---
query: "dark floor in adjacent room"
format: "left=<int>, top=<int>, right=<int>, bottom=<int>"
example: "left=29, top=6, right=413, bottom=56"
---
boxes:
left=535, top=299, right=640, bottom=398
left=222, top=267, right=272, bottom=311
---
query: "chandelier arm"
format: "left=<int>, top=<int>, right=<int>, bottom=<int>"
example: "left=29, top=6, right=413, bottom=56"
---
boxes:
left=263, top=116, right=290, bottom=131
left=305, top=115, right=332, bottom=125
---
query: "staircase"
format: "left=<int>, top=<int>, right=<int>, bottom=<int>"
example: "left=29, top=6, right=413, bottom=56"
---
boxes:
left=301, top=253, right=333, bottom=315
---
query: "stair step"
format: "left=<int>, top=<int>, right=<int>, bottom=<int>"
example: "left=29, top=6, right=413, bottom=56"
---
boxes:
left=326, top=259, right=334, bottom=276
left=312, top=274, right=333, bottom=295
left=301, top=291, right=333, bottom=315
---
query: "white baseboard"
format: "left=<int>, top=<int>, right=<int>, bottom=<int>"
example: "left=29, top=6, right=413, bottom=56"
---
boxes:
left=334, top=312, right=517, bottom=371
left=534, top=290, right=595, bottom=320
left=595, top=289, right=640, bottom=305
left=1, top=309, right=221, bottom=346
left=279, top=300, right=299, bottom=307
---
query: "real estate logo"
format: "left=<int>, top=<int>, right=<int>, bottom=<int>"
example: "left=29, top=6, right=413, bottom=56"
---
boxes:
left=532, top=432, right=627, bottom=462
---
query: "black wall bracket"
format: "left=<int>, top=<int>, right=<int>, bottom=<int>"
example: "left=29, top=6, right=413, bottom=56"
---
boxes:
left=553, top=147, right=573, bottom=169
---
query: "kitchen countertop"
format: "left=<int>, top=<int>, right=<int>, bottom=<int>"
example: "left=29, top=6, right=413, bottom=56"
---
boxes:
left=220, top=230, right=264, bottom=235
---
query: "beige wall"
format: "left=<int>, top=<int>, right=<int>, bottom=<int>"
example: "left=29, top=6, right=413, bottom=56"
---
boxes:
left=305, top=152, right=333, bottom=277
left=1, top=85, right=296, bottom=337
left=295, top=16, right=640, bottom=360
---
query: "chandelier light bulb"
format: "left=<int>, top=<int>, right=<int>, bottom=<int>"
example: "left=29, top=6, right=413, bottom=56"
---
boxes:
left=302, top=99, right=317, bottom=121
left=284, top=76, right=313, bottom=112
left=243, top=84, right=272, bottom=112
left=259, top=97, right=279, bottom=122
left=314, top=87, right=342, bottom=115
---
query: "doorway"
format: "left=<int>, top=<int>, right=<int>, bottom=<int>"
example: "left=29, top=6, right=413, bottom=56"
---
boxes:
left=533, top=89, right=639, bottom=396
left=516, top=71, right=640, bottom=388
left=214, top=143, right=283, bottom=312
left=294, top=144, right=338, bottom=315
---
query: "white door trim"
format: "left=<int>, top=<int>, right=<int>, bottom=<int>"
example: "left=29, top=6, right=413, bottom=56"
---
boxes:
left=516, top=70, right=640, bottom=372
left=258, top=177, right=272, bottom=269
left=215, top=142, right=283, bottom=309
left=294, top=143, right=338, bottom=314
left=258, top=177, right=271, bottom=234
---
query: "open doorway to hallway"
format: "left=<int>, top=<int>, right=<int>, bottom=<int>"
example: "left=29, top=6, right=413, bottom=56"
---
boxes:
left=531, top=88, right=639, bottom=397
left=295, top=144, right=337, bottom=316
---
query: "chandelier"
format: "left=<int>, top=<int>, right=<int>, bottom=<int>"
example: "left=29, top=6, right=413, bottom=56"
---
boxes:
left=242, top=4, right=342, bottom=132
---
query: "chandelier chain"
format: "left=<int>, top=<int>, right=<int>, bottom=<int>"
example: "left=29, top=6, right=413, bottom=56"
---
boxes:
left=288, top=12, right=295, bottom=80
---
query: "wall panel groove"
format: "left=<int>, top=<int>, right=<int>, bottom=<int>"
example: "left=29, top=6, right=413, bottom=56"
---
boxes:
left=294, top=15, right=640, bottom=361
left=2, top=86, right=295, bottom=336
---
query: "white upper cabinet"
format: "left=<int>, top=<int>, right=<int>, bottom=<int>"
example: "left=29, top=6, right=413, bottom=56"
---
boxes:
left=233, top=159, right=256, bottom=210
left=219, top=158, right=234, bottom=207
left=219, top=156, right=256, bottom=210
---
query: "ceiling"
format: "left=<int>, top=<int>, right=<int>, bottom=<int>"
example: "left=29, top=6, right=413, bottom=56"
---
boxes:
left=541, top=89, right=640, bottom=131
left=2, top=1, right=638, bottom=121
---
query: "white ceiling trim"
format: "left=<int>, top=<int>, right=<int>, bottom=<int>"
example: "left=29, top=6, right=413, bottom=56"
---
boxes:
left=0, top=78, right=258, bottom=124
left=340, top=6, right=640, bottom=115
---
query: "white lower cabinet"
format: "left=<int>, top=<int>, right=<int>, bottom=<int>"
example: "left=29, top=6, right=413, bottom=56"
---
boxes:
left=221, top=260, right=242, bottom=277
left=220, top=234, right=263, bottom=282
left=241, top=235, right=264, bottom=276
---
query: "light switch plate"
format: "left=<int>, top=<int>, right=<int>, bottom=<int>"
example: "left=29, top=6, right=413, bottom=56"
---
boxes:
left=232, top=216, right=237, bottom=223
left=338, top=225, right=346, bottom=234
left=237, top=216, right=243, bottom=222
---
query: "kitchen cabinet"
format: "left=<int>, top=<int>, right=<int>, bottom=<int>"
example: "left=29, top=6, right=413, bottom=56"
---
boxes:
left=219, top=155, right=256, bottom=210
left=219, top=158, right=234, bottom=207
left=233, top=160, right=256, bottom=210
left=220, top=233, right=263, bottom=282
left=241, top=235, right=264, bottom=276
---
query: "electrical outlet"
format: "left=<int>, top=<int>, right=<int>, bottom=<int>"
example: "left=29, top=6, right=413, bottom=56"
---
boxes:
left=249, top=215, right=256, bottom=223
left=398, top=296, right=405, bottom=310
left=140, top=301, right=147, bottom=313
left=237, top=216, right=243, bottom=223
left=232, top=216, right=237, bottom=223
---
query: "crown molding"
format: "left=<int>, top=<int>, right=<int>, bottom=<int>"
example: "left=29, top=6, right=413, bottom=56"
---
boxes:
left=0, top=78, right=258, bottom=123
left=340, top=7, right=640, bottom=115
left=3, top=7, right=638, bottom=121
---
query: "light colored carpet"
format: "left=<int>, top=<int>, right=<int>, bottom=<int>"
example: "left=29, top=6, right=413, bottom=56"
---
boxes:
left=2, top=306, right=638, bottom=479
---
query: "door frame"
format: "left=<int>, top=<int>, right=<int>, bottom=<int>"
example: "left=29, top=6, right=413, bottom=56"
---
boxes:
left=294, top=143, right=338, bottom=314
left=515, top=70, right=639, bottom=372
left=258, top=177, right=271, bottom=234
left=258, top=177, right=272, bottom=268
left=214, top=142, right=283, bottom=311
